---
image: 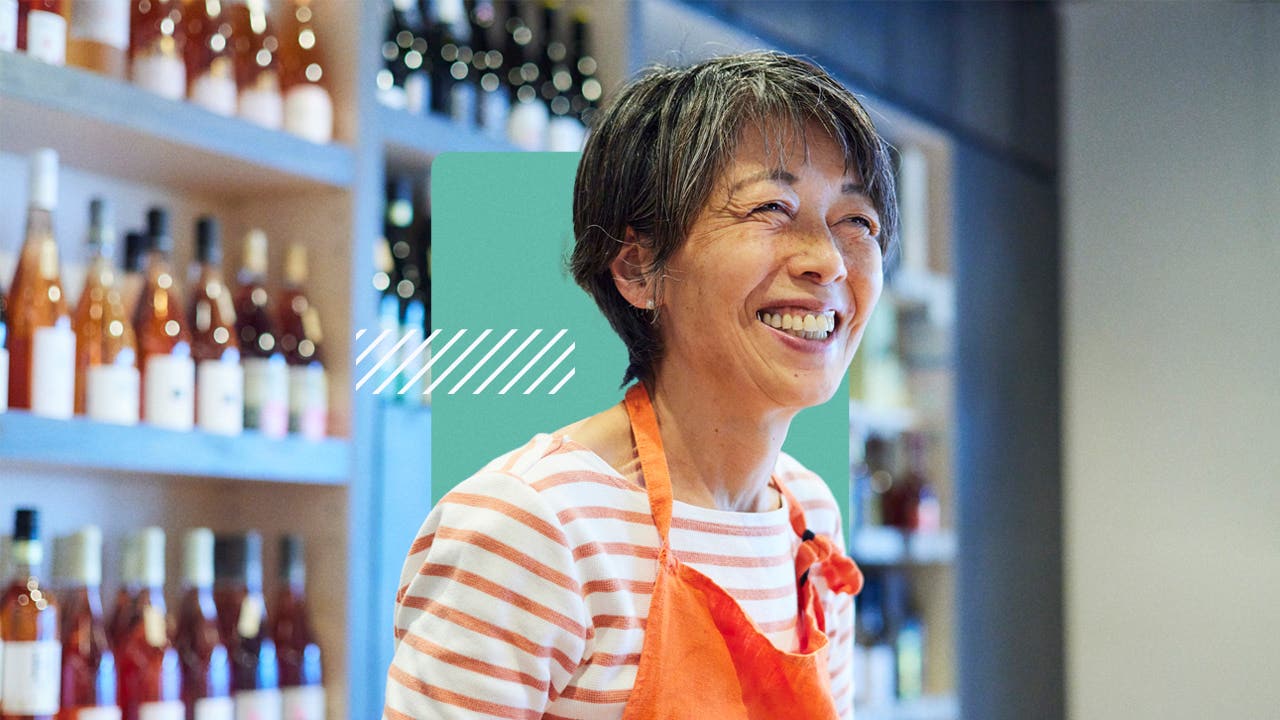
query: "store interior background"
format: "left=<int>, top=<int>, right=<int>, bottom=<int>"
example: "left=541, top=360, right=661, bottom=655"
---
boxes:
left=1, top=2, right=1276, bottom=720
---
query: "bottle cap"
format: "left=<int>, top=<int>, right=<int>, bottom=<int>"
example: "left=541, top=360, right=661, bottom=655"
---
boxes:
left=279, top=534, right=306, bottom=586
left=88, top=198, right=116, bottom=253
left=28, top=148, right=58, bottom=211
left=196, top=217, right=222, bottom=265
left=55, top=526, right=103, bottom=585
left=13, top=507, right=38, bottom=541
left=243, top=229, right=269, bottom=275
left=284, top=243, right=308, bottom=286
left=215, top=531, right=263, bottom=588
left=183, top=527, right=215, bottom=589
left=124, top=232, right=151, bottom=273
left=147, top=207, right=173, bottom=254
left=119, top=532, right=139, bottom=584
left=135, top=527, right=166, bottom=587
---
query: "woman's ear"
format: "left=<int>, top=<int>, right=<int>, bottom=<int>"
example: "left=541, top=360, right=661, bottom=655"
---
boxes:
left=610, top=227, right=657, bottom=310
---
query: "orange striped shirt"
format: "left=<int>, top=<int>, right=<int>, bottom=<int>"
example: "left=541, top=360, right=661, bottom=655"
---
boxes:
left=385, top=434, right=855, bottom=719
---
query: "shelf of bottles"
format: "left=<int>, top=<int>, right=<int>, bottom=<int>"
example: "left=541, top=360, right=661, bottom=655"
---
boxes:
left=0, top=508, right=325, bottom=719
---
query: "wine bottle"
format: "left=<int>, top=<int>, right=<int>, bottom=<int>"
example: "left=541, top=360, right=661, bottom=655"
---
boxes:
left=269, top=536, right=322, bottom=720
left=129, top=0, right=187, bottom=100
left=73, top=197, right=141, bottom=426
left=8, top=148, right=76, bottom=420
left=107, top=533, right=139, bottom=651
left=0, top=508, right=61, bottom=720
left=540, top=0, right=581, bottom=151
left=66, top=0, right=129, bottom=77
left=376, top=0, right=420, bottom=112
left=54, top=526, right=120, bottom=720
left=226, top=0, right=282, bottom=129
left=233, top=229, right=288, bottom=438
left=470, top=0, right=507, bottom=141
left=278, top=0, right=332, bottom=143
left=175, top=529, right=232, bottom=720
left=434, top=0, right=473, bottom=126
left=502, top=0, right=545, bottom=149
left=213, top=534, right=280, bottom=720
left=115, top=528, right=183, bottom=720
left=19, top=0, right=67, bottom=64
left=189, top=216, right=243, bottom=436
left=278, top=244, right=326, bottom=440
left=181, top=0, right=237, bottom=116
left=568, top=8, right=599, bottom=129
left=133, top=207, right=196, bottom=431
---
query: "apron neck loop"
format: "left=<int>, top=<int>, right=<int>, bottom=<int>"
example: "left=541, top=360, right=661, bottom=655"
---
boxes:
left=624, top=382, right=675, bottom=542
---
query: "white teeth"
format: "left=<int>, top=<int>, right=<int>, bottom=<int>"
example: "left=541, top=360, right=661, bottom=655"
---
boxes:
left=782, top=315, right=794, bottom=330
left=758, top=309, right=837, bottom=341
left=803, top=315, right=817, bottom=332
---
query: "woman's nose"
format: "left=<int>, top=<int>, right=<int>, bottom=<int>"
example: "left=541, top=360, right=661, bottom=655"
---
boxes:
left=790, top=228, right=848, bottom=286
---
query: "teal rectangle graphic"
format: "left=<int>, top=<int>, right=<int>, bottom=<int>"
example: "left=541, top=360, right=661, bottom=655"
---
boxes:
left=430, top=153, right=850, bottom=526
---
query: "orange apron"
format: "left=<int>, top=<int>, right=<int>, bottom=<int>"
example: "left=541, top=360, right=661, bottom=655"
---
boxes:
left=619, top=383, right=864, bottom=720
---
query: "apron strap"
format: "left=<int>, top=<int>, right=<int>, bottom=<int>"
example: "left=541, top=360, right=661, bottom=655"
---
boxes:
left=624, top=383, right=675, bottom=542
left=776, top=477, right=864, bottom=596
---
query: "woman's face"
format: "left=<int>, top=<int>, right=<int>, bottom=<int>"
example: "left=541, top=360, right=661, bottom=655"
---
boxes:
left=653, top=121, right=884, bottom=412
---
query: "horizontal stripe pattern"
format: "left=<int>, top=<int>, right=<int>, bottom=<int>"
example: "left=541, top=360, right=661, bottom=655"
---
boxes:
left=386, top=433, right=853, bottom=720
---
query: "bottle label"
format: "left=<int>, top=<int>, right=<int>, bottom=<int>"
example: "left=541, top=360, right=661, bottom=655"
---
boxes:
left=239, top=87, right=284, bottom=130
left=194, top=696, right=234, bottom=720
left=138, top=700, right=185, bottom=720
left=0, top=640, right=61, bottom=714
left=507, top=100, right=549, bottom=151
left=237, top=595, right=263, bottom=638
left=70, top=0, right=129, bottom=49
left=0, top=346, right=9, bottom=413
left=546, top=115, right=586, bottom=152
left=131, top=52, right=187, bottom=100
left=86, top=362, right=141, bottom=425
left=197, top=358, right=244, bottom=435
left=0, top=0, right=17, bottom=52
left=143, top=605, right=168, bottom=648
left=403, top=72, right=428, bottom=115
left=74, top=705, right=125, bottom=720
left=191, top=73, right=239, bottom=117
left=243, top=356, right=288, bottom=437
left=479, top=90, right=510, bottom=142
left=31, top=324, right=77, bottom=419
left=234, top=689, right=282, bottom=720
left=26, top=9, right=67, bottom=65
left=287, top=365, right=327, bottom=440
left=449, top=83, right=477, bottom=129
left=284, top=84, right=333, bottom=144
left=280, top=686, right=324, bottom=720
left=144, top=353, right=196, bottom=430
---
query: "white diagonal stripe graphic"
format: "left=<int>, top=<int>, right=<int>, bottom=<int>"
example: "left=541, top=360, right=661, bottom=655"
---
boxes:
left=499, top=329, right=567, bottom=395
left=374, top=328, right=442, bottom=395
left=355, top=329, right=391, bottom=365
left=356, top=329, right=416, bottom=390
left=425, top=329, right=493, bottom=394
left=473, top=329, right=543, bottom=395
left=448, top=329, right=518, bottom=395
left=355, top=328, right=366, bottom=342
left=549, top=368, right=575, bottom=395
left=400, top=329, right=468, bottom=393
left=525, top=342, right=575, bottom=395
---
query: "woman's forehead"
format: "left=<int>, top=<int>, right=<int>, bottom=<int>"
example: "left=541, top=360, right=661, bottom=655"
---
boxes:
left=725, top=118, right=861, bottom=182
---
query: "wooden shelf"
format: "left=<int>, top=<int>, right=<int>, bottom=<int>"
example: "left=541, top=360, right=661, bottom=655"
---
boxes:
left=0, top=411, right=350, bottom=484
left=851, top=527, right=957, bottom=566
left=856, top=695, right=958, bottom=720
left=0, top=53, right=355, bottom=196
left=378, top=104, right=522, bottom=170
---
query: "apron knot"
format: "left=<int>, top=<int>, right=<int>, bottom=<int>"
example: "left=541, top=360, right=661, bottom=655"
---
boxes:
left=796, top=531, right=864, bottom=596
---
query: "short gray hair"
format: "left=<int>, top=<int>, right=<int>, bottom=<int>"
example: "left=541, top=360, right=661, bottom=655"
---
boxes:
left=570, top=51, right=899, bottom=386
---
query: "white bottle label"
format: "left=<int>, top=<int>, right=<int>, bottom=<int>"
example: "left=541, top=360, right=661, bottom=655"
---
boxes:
left=75, top=705, right=124, bottom=720
left=449, top=83, right=477, bottom=129
left=507, top=100, right=549, bottom=151
left=287, top=364, right=326, bottom=440
left=0, top=0, right=17, bottom=52
left=191, top=73, right=239, bottom=117
left=194, top=696, right=235, bottom=720
left=197, top=358, right=244, bottom=435
left=239, top=88, right=284, bottom=130
left=284, top=84, right=333, bottom=144
left=546, top=115, right=586, bottom=152
left=480, top=90, right=510, bottom=142
left=0, top=347, right=9, bottom=412
left=0, top=640, right=61, bottom=714
left=280, top=686, right=324, bottom=720
left=243, top=356, right=288, bottom=437
left=31, top=324, right=76, bottom=419
left=234, top=689, right=282, bottom=720
left=144, top=353, right=195, bottom=430
left=237, top=595, right=263, bottom=638
left=139, top=700, right=186, bottom=720
left=86, top=362, right=141, bottom=425
left=26, top=10, right=67, bottom=65
left=70, top=0, right=129, bottom=49
left=132, top=53, right=187, bottom=100
left=402, top=72, right=427, bottom=114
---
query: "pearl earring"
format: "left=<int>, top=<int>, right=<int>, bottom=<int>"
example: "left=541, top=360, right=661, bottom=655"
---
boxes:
left=645, top=299, right=655, bottom=309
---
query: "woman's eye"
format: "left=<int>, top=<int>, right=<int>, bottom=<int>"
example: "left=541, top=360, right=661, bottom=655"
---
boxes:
left=750, top=202, right=791, bottom=216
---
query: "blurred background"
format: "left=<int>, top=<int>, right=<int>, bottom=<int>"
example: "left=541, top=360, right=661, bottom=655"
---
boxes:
left=0, top=1, right=1276, bottom=719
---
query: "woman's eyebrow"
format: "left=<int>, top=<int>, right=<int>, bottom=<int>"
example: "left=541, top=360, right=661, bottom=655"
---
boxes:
left=841, top=182, right=867, bottom=195
left=728, top=169, right=799, bottom=194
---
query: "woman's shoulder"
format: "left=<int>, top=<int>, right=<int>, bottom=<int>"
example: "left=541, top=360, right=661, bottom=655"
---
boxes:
left=774, top=451, right=845, bottom=541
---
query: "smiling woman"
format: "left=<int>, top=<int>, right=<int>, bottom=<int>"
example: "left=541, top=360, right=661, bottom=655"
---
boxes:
left=385, top=52, right=899, bottom=720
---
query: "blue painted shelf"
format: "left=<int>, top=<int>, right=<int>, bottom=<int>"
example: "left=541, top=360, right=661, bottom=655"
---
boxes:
left=0, top=52, right=354, bottom=195
left=0, top=411, right=350, bottom=484
left=378, top=104, right=522, bottom=170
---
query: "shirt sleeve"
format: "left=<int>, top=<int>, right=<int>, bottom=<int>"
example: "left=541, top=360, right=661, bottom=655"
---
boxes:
left=384, top=471, right=589, bottom=720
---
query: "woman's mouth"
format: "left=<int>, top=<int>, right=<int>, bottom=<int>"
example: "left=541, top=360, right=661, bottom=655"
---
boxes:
left=756, top=309, right=837, bottom=341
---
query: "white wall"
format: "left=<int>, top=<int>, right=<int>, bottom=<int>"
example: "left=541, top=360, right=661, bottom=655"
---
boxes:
left=1061, top=4, right=1280, bottom=719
